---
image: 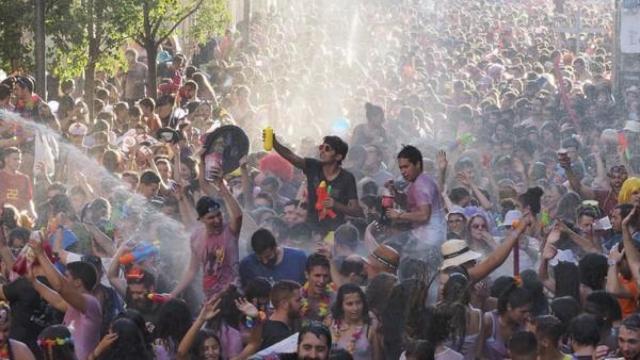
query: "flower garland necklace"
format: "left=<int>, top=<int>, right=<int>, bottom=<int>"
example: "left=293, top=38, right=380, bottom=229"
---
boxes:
left=301, top=282, right=335, bottom=320
left=331, top=320, right=365, bottom=354
left=0, top=343, right=8, bottom=360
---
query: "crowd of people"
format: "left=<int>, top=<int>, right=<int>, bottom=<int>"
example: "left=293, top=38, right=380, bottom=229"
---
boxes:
left=0, top=0, right=638, bottom=359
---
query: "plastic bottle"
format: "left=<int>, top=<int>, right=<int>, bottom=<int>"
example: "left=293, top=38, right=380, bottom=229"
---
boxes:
left=263, top=127, right=273, bottom=151
left=204, top=152, right=223, bottom=182
left=379, top=188, right=395, bottom=226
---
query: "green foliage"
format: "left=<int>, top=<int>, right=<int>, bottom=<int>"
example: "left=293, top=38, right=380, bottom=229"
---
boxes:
left=188, top=0, right=232, bottom=46
left=134, top=0, right=230, bottom=47
left=48, top=0, right=138, bottom=80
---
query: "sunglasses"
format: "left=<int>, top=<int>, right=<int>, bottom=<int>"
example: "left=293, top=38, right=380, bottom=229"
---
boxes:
left=471, top=223, right=487, bottom=229
left=448, top=219, right=464, bottom=223
left=318, top=144, right=334, bottom=152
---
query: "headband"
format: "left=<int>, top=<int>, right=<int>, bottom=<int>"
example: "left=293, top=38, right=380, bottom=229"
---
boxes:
left=37, top=338, right=73, bottom=348
left=443, top=246, right=471, bottom=260
left=370, top=252, right=397, bottom=269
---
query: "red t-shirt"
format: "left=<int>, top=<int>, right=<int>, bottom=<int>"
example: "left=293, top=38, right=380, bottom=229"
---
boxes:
left=190, top=225, right=239, bottom=298
left=0, top=171, right=32, bottom=211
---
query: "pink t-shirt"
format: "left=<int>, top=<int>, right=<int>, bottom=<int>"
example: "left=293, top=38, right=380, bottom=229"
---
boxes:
left=63, top=294, right=102, bottom=360
left=190, top=225, right=239, bottom=298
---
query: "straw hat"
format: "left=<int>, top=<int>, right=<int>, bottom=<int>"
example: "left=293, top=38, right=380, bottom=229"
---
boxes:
left=440, top=239, right=482, bottom=271
left=364, top=244, right=399, bottom=272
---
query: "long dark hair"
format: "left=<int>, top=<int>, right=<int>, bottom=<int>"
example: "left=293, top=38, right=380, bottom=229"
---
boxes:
left=206, top=286, right=243, bottom=331
left=497, top=278, right=532, bottom=315
left=38, top=325, right=77, bottom=360
left=190, top=329, right=222, bottom=360
left=553, top=261, right=581, bottom=300
left=331, top=284, right=370, bottom=324
left=155, top=299, right=193, bottom=349
left=439, top=273, right=471, bottom=352
left=97, top=318, right=153, bottom=360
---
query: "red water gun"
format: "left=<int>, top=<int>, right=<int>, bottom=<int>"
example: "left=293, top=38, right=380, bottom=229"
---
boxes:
left=315, top=181, right=336, bottom=220
left=147, top=293, right=171, bottom=304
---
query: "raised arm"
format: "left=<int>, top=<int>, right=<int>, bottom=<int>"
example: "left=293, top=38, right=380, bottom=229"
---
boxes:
left=538, top=236, right=557, bottom=293
left=170, top=247, right=199, bottom=298
left=107, top=243, right=130, bottom=297
left=622, top=207, right=640, bottom=285
left=272, top=134, right=305, bottom=170
left=177, top=297, right=221, bottom=360
left=0, top=220, right=15, bottom=276
left=214, top=176, right=243, bottom=236
left=468, top=216, right=530, bottom=282
left=31, top=236, right=88, bottom=313
left=606, top=246, right=633, bottom=299
left=560, top=156, right=595, bottom=200
left=436, top=150, right=448, bottom=193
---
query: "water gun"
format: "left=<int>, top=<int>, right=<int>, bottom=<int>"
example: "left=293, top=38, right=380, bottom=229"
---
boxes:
left=125, top=267, right=145, bottom=281
left=315, top=181, right=336, bottom=220
left=448, top=133, right=475, bottom=151
left=540, top=210, right=551, bottom=227
left=147, top=293, right=172, bottom=304
left=119, top=242, right=159, bottom=265
left=618, top=131, right=630, bottom=160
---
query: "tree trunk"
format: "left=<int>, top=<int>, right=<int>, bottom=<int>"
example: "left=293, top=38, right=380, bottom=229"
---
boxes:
left=146, top=41, right=158, bottom=99
left=84, top=60, right=96, bottom=124
left=85, top=0, right=96, bottom=121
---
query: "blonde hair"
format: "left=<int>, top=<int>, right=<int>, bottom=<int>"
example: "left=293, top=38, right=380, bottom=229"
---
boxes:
left=618, top=177, right=640, bottom=204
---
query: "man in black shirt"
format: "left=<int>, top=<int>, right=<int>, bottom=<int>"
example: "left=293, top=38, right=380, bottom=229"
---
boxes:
left=272, top=134, right=362, bottom=233
left=0, top=231, right=61, bottom=358
left=259, top=280, right=302, bottom=350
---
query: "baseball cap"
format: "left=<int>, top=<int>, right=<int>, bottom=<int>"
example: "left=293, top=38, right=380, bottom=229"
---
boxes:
left=196, top=196, right=221, bottom=219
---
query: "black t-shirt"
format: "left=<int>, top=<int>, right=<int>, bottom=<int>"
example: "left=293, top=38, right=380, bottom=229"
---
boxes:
left=260, top=320, right=293, bottom=350
left=303, top=158, right=358, bottom=232
left=4, top=277, right=62, bottom=356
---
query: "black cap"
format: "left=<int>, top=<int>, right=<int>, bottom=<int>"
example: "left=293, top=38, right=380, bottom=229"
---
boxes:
left=196, top=196, right=221, bottom=219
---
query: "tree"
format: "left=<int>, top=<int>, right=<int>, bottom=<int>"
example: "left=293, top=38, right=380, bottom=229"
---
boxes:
left=132, top=0, right=230, bottom=99
left=48, top=0, right=137, bottom=119
left=0, top=0, right=73, bottom=75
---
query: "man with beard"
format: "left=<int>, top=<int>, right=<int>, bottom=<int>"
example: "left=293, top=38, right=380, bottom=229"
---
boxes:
left=107, top=263, right=160, bottom=331
left=171, top=172, right=243, bottom=299
left=617, top=314, right=640, bottom=360
left=264, top=322, right=332, bottom=360
left=259, top=280, right=302, bottom=350
left=239, top=228, right=307, bottom=288
left=560, top=155, right=627, bottom=215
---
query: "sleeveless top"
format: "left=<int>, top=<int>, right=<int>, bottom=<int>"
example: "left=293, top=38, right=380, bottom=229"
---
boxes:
left=484, top=311, right=515, bottom=360
left=333, top=323, right=372, bottom=360
left=445, top=307, right=482, bottom=360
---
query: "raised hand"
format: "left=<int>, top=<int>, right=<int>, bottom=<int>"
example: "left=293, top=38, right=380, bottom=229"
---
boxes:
left=542, top=243, right=557, bottom=260
left=235, top=297, right=259, bottom=318
left=436, top=150, right=448, bottom=173
left=455, top=172, right=471, bottom=187
left=93, top=332, right=119, bottom=357
left=622, top=206, right=637, bottom=228
left=198, top=296, right=221, bottom=322
left=608, top=245, right=624, bottom=265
